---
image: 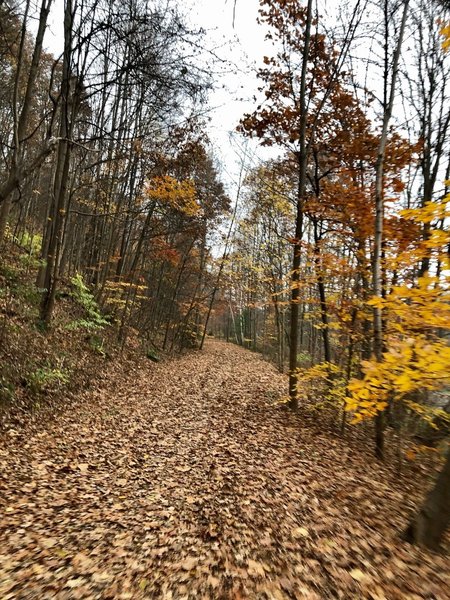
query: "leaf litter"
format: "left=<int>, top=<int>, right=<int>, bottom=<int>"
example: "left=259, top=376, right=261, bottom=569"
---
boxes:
left=0, top=340, right=448, bottom=599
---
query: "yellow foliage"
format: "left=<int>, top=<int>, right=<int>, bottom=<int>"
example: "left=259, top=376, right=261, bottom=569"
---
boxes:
left=297, top=362, right=347, bottom=407
left=367, top=272, right=450, bottom=332
left=441, top=23, right=450, bottom=51
left=399, top=198, right=450, bottom=224
left=388, top=196, right=450, bottom=273
left=405, top=444, right=440, bottom=461
left=346, top=337, right=450, bottom=422
left=144, top=175, right=198, bottom=216
left=348, top=190, right=450, bottom=424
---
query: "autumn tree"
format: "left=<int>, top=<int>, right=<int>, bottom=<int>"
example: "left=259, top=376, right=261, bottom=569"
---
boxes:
left=239, top=0, right=365, bottom=410
left=0, top=0, right=229, bottom=355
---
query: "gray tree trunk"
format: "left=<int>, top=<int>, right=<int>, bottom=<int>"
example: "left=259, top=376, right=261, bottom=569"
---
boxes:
left=405, top=450, right=450, bottom=551
left=372, top=0, right=409, bottom=459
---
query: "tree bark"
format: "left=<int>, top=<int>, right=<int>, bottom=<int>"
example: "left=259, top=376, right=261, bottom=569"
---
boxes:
left=372, top=0, right=409, bottom=459
left=39, top=0, right=74, bottom=325
left=288, top=0, right=313, bottom=411
left=404, top=450, right=450, bottom=551
left=313, top=219, right=331, bottom=363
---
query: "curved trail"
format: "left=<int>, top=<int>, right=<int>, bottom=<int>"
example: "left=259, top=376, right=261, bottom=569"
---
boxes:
left=0, top=340, right=447, bottom=599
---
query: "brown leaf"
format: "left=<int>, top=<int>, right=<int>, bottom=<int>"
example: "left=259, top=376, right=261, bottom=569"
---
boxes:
left=180, top=557, right=198, bottom=571
left=66, top=578, right=85, bottom=588
left=292, top=527, right=309, bottom=539
left=349, top=568, right=366, bottom=582
left=207, top=575, right=221, bottom=588
left=247, top=559, right=266, bottom=577
left=175, top=466, right=191, bottom=473
left=91, top=571, right=113, bottom=584
left=72, top=552, right=95, bottom=574
left=40, top=537, right=58, bottom=549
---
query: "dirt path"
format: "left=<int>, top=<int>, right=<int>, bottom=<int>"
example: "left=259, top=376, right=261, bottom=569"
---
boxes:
left=0, top=340, right=448, bottom=599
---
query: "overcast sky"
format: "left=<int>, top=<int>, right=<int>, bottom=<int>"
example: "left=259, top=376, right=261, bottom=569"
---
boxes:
left=182, top=0, right=276, bottom=187
left=177, top=0, right=280, bottom=192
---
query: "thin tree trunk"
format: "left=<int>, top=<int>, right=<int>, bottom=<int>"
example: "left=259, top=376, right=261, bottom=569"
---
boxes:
left=313, top=220, right=331, bottom=363
left=373, top=0, right=409, bottom=459
left=288, top=0, right=313, bottom=411
left=40, top=0, right=74, bottom=325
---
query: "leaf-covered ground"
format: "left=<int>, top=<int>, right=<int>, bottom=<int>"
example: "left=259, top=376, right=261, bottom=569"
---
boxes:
left=0, top=340, right=448, bottom=599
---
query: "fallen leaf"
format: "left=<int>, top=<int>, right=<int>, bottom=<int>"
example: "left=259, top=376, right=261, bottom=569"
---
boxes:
left=292, top=527, right=309, bottom=539
left=66, top=578, right=85, bottom=588
left=181, top=557, right=198, bottom=571
left=40, top=537, right=58, bottom=549
left=92, top=571, right=113, bottom=584
left=139, top=579, right=149, bottom=590
left=207, top=575, right=220, bottom=588
left=176, top=466, right=191, bottom=473
left=349, top=568, right=366, bottom=582
left=247, top=559, right=266, bottom=577
left=72, top=552, right=95, bottom=574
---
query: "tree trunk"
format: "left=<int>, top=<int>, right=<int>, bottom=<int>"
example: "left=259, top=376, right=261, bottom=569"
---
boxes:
left=39, top=0, right=74, bottom=325
left=313, top=220, right=331, bottom=363
left=404, top=450, right=450, bottom=551
left=288, top=0, right=313, bottom=411
left=372, top=0, right=409, bottom=459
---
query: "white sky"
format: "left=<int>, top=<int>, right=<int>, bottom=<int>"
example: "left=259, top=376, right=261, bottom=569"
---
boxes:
left=182, top=0, right=277, bottom=189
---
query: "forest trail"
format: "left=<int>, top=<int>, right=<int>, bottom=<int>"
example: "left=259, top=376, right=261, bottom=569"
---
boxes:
left=0, top=340, right=448, bottom=600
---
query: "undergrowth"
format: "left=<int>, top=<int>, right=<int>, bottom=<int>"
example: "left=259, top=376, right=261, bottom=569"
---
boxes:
left=0, top=239, right=119, bottom=424
left=66, top=273, right=110, bottom=331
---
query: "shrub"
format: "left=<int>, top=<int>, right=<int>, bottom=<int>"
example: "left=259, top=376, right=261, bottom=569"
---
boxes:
left=67, top=273, right=109, bottom=330
left=25, top=365, right=70, bottom=394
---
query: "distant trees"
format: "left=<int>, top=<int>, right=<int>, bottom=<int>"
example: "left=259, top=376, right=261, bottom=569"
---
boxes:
left=238, top=0, right=363, bottom=410
left=0, top=0, right=55, bottom=235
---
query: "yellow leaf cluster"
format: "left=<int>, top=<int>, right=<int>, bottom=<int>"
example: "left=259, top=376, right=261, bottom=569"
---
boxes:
left=297, top=362, right=347, bottom=407
left=367, top=272, right=450, bottom=332
left=399, top=198, right=450, bottom=224
left=405, top=444, right=439, bottom=462
left=348, top=187, right=450, bottom=425
left=145, top=175, right=198, bottom=216
left=296, top=361, right=340, bottom=382
left=105, top=281, right=147, bottom=292
left=442, top=23, right=450, bottom=51
left=346, top=337, right=450, bottom=422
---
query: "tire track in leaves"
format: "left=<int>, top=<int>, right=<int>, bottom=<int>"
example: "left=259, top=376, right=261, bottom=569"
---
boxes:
left=0, top=340, right=448, bottom=599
